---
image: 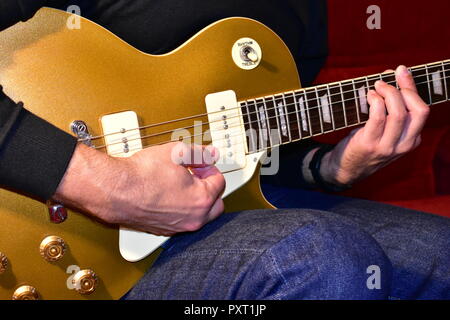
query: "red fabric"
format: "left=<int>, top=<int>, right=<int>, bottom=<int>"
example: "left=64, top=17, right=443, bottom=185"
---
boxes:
left=312, top=0, right=450, bottom=217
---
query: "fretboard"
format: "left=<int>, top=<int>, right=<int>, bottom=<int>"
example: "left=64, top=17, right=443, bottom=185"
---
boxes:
left=240, top=59, right=450, bottom=154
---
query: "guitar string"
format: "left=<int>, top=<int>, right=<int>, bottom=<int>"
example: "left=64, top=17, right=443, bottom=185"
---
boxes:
left=93, top=74, right=450, bottom=151
left=98, top=74, right=450, bottom=152
left=83, top=68, right=449, bottom=143
left=80, top=64, right=450, bottom=143
left=106, top=92, right=450, bottom=158
left=83, top=69, right=448, bottom=145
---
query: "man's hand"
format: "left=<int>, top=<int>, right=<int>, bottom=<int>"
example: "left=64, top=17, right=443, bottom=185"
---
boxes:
left=320, top=65, right=430, bottom=187
left=53, top=142, right=226, bottom=236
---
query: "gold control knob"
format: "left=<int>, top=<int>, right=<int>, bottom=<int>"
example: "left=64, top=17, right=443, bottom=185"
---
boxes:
left=39, top=236, right=66, bottom=262
left=72, top=269, right=98, bottom=295
left=12, top=285, right=39, bottom=300
left=0, top=252, right=8, bottom=274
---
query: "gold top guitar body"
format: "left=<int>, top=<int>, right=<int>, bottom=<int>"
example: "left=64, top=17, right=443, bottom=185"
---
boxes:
left=0, top=8, right=300, bottom=299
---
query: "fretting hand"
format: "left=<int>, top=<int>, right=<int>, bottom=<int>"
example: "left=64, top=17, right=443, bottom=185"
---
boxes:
left=319, top=65, right=430, bottom=187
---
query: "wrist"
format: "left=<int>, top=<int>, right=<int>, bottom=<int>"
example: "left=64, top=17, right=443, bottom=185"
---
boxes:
left=306, top=144, right=352, bottom=192
left=52, top=143, right=120, bottom=220
left=319, top=150, right=341, bottom=186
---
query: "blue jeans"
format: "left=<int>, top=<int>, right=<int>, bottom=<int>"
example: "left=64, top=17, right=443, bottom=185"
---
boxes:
left=124, top=185, right=450, bottom=300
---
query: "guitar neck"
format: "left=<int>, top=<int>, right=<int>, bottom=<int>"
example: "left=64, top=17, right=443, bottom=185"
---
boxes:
left=240, top=59, right=450, bottom=154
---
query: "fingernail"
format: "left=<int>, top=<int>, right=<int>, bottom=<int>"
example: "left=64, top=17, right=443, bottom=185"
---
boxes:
left=375, top=80, right=385, bottom=87
left=397, top=65, right=409, bottom=76
left=209, top=146, right=219, bottom=159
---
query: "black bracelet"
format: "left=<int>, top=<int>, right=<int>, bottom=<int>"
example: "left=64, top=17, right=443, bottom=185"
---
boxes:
left=308, top=144, right=351, bottom=193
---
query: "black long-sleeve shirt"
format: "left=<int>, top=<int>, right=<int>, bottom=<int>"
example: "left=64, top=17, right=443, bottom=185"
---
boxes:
left=0, top=0, right=328, bottom=200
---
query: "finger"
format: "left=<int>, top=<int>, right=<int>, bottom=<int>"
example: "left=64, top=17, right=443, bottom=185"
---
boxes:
left=374, top=80, right=407, bottom=147
left=396, top=65, right=417, bottom=93
left=362, top=90, right=386, bottom=142
left=206, top=197, right=225, bottom=223
left=197, top=165, right=226, bottom=198
left=395, top=65, right=430, bottom=145
left=190, top=165, right=219, bottom=179
left=171, top=142, right=219, bottom=167
left=397, top=89, right=429, bottom=145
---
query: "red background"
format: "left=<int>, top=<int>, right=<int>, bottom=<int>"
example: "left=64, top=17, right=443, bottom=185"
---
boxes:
left=313, top=0, right=450, bottom=217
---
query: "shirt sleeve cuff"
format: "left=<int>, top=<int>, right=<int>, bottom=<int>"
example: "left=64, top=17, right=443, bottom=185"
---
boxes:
left=260, top=139, right=323, bottom=189
left=0, top=107, right=78, bottom=200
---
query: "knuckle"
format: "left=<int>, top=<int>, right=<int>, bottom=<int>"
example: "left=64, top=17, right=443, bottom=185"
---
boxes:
left=183, top=220, right=204, bottom=232
left=390, top=111, right=407, bottom=123
left=416, top=135, right=423, bottom=146
left=210, top=199, right=225, bottom=216
left=395, top=145, right=411, bottom=155
left=370, top=94, right=384, bottom=105
left=195, top=194, right=214, bottom=213
left=378, top=146, right=395, bottom=158
left=217, top=174, right=226, bottom=190
left=385, top=85, right=399, bottom=95
left=371, top=114, right=385, bottom=124
left=418, top=105, right=430, bottom=117
left=364, top=143, right=377, bottom=155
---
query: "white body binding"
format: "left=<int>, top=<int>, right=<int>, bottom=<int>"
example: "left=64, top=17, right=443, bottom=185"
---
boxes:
left=101, top=91, right=264, bottom=262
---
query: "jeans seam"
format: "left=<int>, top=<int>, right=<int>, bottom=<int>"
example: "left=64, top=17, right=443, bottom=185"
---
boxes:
left=161, top=248, right=265, bottom=259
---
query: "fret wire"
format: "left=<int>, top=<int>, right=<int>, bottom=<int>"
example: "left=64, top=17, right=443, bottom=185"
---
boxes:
left=428, top=64, right=447, bottom=104
left=317, top=85, right=333, bottom=133
left=351, top=79, right=362, bottom=124
left=281, top=93, right=293, bottom=143
left=378, top=73, right=384, bottom=87
left=314, top=87, right=325, bottom=133
left=443, top=60, right=450, bottom=100
left=326, top=84, right=336, bottom=131
left=442, top=61, right=449, bottom=101
left=339, top=82, right=348, bottom=127
left=271, top=95, right=283, bottom=145
left=244, top=101, right=256, bottom=154
left=395, top=71, right=400, bottom=89
left=251, top=99, right=263, bottom=152
left=261, top=98, right=273, bottom=148
left=425, top=64, right=433, bottom=105
left=365, top=76, right=372, bottom=121
left=303, top=91, right=314, bottom=137
left=413, top=65, right=432, bottom=104
left=292, top=91, right=303, bottom=140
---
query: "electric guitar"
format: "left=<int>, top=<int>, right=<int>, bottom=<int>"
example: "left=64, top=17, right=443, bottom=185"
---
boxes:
left=0, top=8, right=448, bottom=300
